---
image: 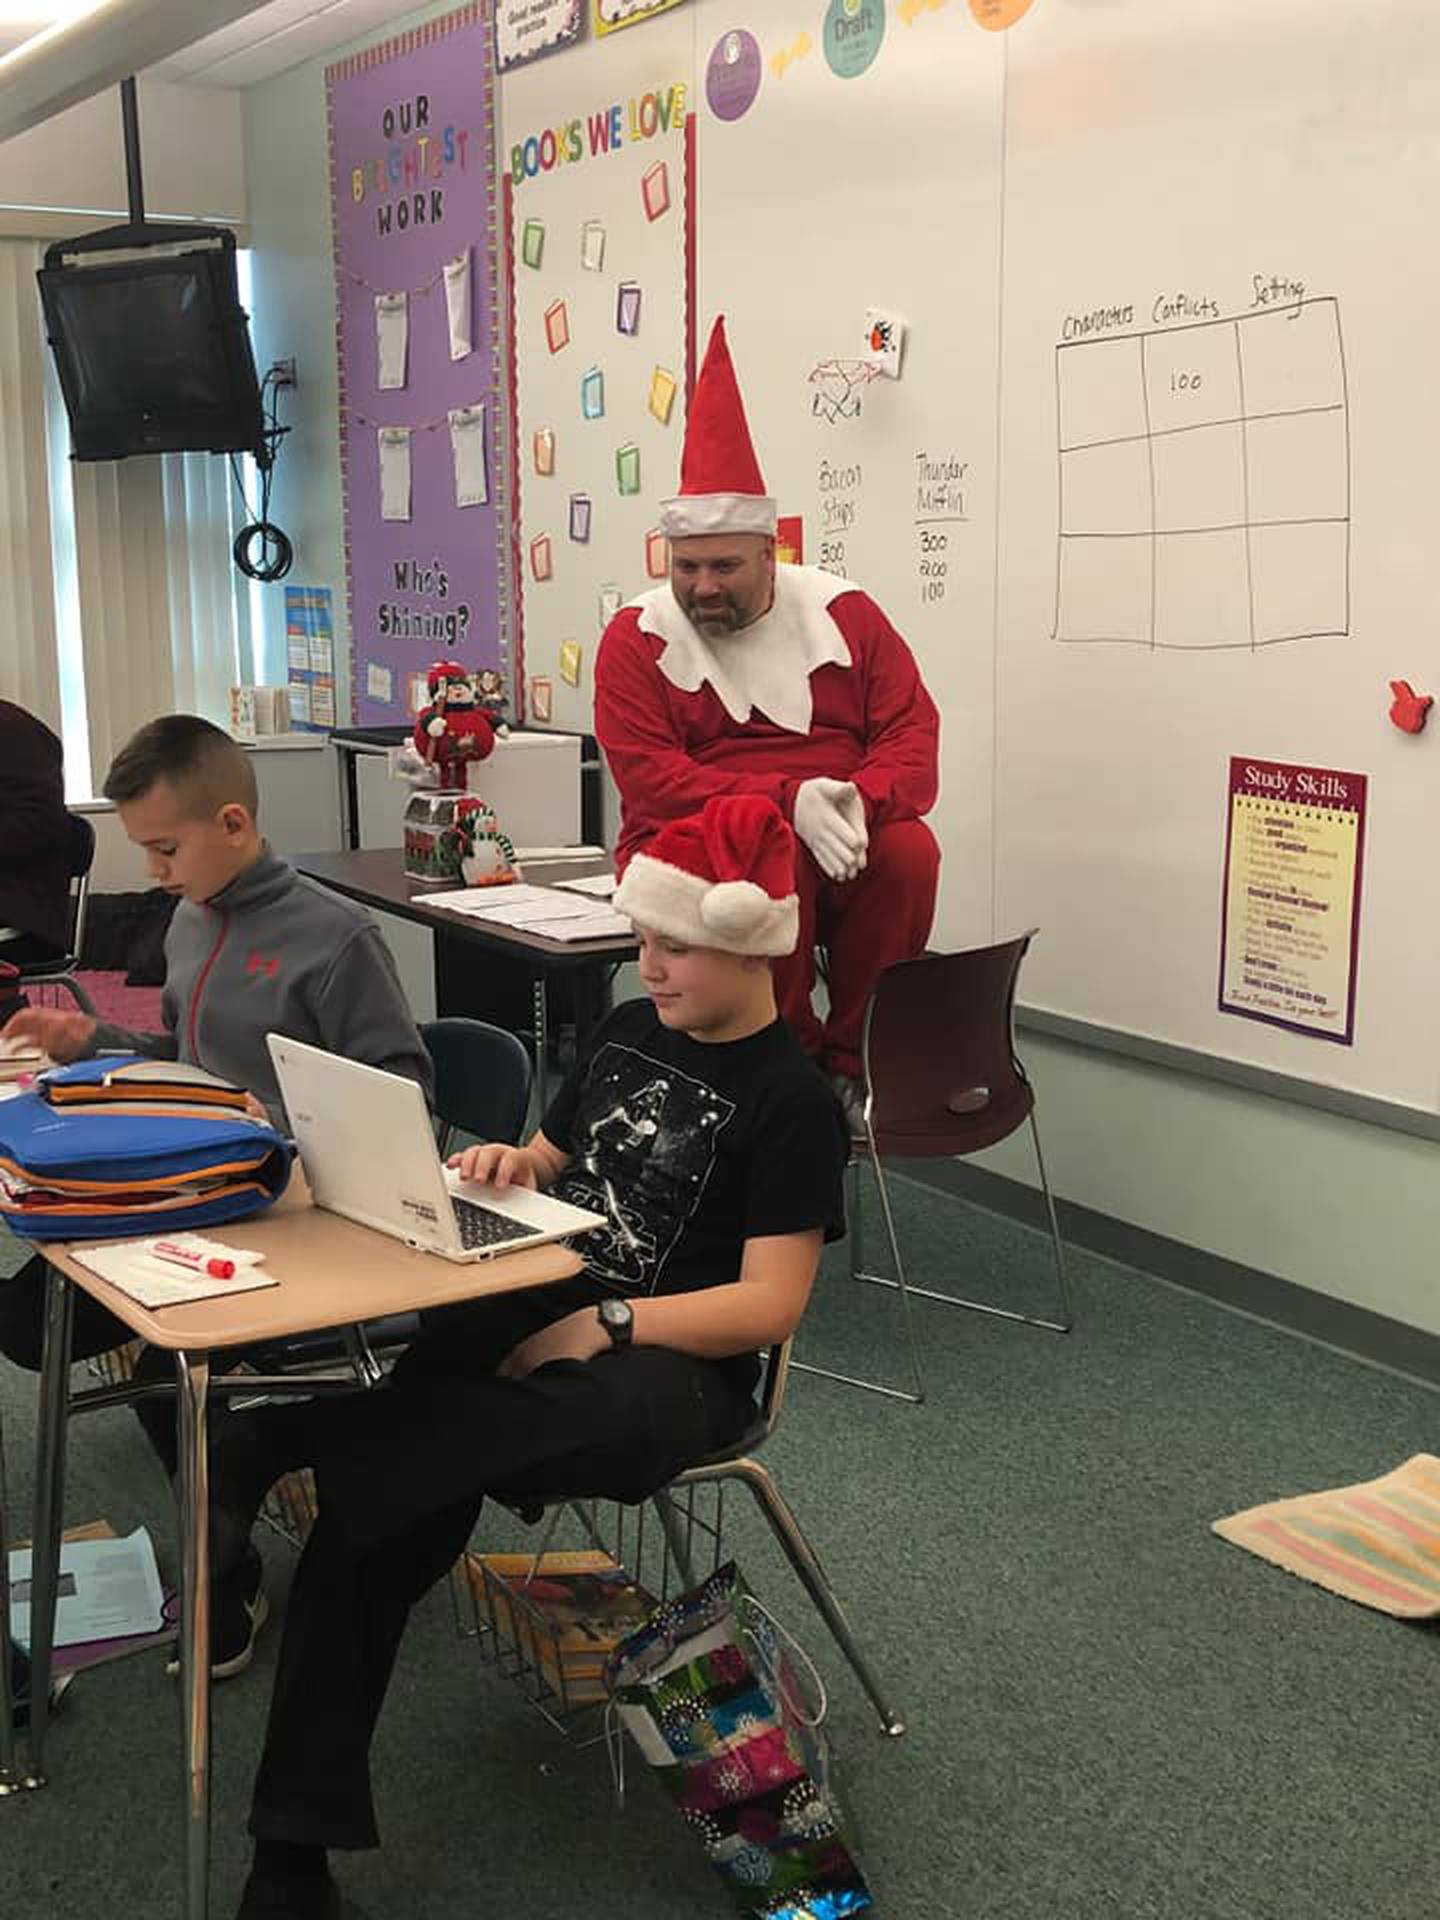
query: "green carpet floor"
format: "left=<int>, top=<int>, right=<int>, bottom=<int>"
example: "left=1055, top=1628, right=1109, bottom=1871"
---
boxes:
left=2, top=1172, right=1437, bottom=1919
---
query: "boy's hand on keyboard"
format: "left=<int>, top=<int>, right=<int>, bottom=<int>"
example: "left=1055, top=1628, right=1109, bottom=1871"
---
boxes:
left=449, top=1142, right=539, bottom=1191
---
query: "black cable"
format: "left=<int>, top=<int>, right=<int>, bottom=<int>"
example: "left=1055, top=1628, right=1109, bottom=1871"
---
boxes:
left=233, top=369, right=294, bottom=583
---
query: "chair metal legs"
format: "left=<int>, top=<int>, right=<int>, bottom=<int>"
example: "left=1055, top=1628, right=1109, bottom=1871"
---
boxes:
left=800, top=1111, right=1074, bottom=1404
left=26, top=975, right=96, bottom=1017
left=676, top=1454, right=905, bottom=1739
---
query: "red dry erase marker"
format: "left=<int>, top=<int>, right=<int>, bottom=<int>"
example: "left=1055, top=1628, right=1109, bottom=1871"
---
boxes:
left=151, top=1241, right=236, bottom=1280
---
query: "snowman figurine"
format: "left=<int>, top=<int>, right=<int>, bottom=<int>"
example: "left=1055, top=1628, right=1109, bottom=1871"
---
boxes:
left=453, top=796, right=520, bottom=887
left=413, top=660, right=496, bottom=785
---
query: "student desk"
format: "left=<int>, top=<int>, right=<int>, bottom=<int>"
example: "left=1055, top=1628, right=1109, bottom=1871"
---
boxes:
left=7, top=1175, right=582, bottom=1918
left=293, top=847, right=638, bottom=1106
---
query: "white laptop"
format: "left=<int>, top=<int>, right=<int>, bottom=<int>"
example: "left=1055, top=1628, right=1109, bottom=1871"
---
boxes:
left=267, top=1034, right=605, bottom=1263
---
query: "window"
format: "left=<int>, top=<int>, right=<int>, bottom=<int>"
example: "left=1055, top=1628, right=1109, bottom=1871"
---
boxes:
left=0, top=237, right=263, bottom=801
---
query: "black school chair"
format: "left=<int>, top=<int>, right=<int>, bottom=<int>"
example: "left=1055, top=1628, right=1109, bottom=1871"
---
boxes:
left=796, top=933, right=1074, bottom=1404
left=15, top=813, right=97, bottom=1015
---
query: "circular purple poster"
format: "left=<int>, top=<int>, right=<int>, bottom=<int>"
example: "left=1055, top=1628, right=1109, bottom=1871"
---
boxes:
left=706, top=29, right=763, bottom=123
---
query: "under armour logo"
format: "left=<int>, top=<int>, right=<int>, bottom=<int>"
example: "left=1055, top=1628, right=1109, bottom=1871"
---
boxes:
left=246, top=953, right=281, bottom=980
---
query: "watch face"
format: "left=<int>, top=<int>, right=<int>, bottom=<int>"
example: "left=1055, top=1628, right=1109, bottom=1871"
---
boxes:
left=600, top=1298, right=632, bottom=1337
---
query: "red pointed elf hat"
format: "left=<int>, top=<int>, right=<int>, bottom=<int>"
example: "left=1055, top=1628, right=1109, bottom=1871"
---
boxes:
left=614, top=795, right=798, bottom=956
left=659, top=316, right=777, bottom=541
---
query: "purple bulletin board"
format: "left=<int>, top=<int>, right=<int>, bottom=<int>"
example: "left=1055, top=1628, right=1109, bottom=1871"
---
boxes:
left=327, top=6, right=504, bottom=727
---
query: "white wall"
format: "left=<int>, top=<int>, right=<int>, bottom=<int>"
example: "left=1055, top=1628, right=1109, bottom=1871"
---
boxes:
left=0, top=78, right=246, bottom=236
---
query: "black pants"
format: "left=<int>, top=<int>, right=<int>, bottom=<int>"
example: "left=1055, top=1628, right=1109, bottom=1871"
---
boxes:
left=0, top=1254, right=189, bottom=1481
left=230, top=1279, right=753, bottom=1852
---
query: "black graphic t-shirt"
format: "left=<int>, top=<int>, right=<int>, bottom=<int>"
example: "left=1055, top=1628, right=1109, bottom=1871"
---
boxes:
left=542, top=1001, right=848, bottom=1308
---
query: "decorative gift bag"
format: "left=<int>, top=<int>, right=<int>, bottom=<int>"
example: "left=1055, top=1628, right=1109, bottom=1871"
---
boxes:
left=606, top=1563, right=873, bottom=1920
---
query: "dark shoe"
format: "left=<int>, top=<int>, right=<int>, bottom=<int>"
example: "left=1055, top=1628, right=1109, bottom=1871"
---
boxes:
left=235, top=1868, right=343, bottom=1919
left=166, top=1545, right=269, bottom=1681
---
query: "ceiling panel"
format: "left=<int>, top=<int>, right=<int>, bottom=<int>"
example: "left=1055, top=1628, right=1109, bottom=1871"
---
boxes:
left=154, top=0, right=406, bottom=86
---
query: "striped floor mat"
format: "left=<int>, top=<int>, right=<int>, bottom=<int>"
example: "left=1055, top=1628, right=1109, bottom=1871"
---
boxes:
left=1213, top=1454, right=1440, bottom=1617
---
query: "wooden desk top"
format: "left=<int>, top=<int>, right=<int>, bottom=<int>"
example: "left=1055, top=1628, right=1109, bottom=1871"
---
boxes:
left=44, top=1171, right=584, bottom=1353
left=294, top=847, right=638, bottom=968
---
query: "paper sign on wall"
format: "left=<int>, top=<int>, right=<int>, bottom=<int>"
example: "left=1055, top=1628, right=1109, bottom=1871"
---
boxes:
left=497, top=0, right=584, bottom=71
left=595, top=0, right=687, bottom=36
left=1218, top=757, right=1367, bottom=1046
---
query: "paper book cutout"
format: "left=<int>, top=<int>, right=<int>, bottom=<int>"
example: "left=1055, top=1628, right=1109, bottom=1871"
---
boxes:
left=545, top=299, right=571, bottom=353
left=642, top=160, right=671, bottom=222
left=648, top=365, right=677, bottom=425
left=617, top=281, right=642, bottom=336
left=530, top=534, right=554, bottom=581
left=616, top=442, right=641, bottom=495
left=581, top=366, right=606, bottom=420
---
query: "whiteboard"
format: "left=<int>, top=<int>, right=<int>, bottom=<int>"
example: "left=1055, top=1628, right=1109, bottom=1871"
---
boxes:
left=993, top=0, right=1440, bottom=1110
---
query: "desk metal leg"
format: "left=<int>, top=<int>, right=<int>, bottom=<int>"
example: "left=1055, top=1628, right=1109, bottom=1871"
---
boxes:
left=25, top=1268, right=74, bottom=1787
left=176, top=1350, right=212, bottom=1920
left=533, top=975, right=549, bottom=1113
left=0, top=1395, right=16, bottom=1794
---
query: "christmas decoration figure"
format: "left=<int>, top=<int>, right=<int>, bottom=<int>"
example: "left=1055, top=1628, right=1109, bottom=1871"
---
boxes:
left=413, top=660, right=496, bottom=782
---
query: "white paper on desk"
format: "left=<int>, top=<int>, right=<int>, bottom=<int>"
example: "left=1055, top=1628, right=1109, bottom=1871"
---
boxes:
left=69, top=1239, right=280, bottom=1310
left=553, top=872, right=617, bottom=897
left=533, top=911, right=634, bottom=942
left=375, top=291, right=409, bottom=390
left=512, top=844, right=608, bottom=861
left=420, top=884, right=562, bottom=910
left=9, top=1526, right=166, bottom=1647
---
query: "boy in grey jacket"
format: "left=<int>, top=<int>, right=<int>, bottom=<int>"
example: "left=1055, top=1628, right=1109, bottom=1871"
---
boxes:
left=1, top=715, right=433, bottom=1675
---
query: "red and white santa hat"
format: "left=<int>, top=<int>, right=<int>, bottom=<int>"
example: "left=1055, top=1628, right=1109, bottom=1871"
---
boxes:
left=614, top=795, right=798, bottom=956
left=658, top=316, right=777, bottom=542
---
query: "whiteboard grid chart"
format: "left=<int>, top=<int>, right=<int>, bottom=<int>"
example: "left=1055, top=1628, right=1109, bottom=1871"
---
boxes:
left=1054, top=299, right=1350, bottom=652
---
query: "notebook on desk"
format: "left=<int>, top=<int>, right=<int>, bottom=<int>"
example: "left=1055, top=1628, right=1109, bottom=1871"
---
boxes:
left=267, top=1035, right=605, bottom=1264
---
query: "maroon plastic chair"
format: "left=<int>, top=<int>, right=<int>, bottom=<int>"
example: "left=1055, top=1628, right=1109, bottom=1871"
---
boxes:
left=799, top=932, right=1073, bottom=1403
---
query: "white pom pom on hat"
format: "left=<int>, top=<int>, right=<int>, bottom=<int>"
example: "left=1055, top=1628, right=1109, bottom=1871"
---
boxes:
left=614, top=795, right=799, bottom=957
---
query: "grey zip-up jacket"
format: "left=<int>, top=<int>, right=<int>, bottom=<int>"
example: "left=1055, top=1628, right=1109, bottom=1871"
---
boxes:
left=89, top=846, right=432, bottom=1126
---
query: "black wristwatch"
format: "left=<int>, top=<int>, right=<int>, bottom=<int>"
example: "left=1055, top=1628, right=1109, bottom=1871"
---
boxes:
left=597, top=1297, right=634, bottom=1348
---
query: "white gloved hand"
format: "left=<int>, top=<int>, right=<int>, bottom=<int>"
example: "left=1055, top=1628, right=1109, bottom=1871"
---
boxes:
left=793, top=778, right=868, bottom=883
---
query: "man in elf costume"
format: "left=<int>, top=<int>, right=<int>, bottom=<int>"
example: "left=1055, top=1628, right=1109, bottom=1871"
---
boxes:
left=595, top=317, right=940, bottom=1124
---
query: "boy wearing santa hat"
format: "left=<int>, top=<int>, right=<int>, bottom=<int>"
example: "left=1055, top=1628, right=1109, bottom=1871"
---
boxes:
left=208, top=794, right=849, bottom=1920
left=595, top=316, right=941, bottom=1131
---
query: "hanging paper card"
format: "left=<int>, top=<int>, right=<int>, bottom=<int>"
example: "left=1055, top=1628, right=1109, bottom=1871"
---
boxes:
left=545, top=299, right=570, bottom=353
left=375, top=291, right=409, bottom=390
left=522, top=219, right=546, bottom=269
left=616, top=443, right=641, bottom=495
left=648, top=366, right=677, bottom=425
left=580, top=220, right=607, bottom=272
left=534, top=428, right=556, bottom=476
left=378, top=428, right=412, bottom=522
left=570, top=493, right=593, bottom=542
left=530, top=676, right=553, bottom=722
left=645, top=528, right=669, bottom=578
left=444, top=250, right=473, bottom=360
left=450, top=405, right=489, bottom=508
left=581, top=366, right=606, bottom=420
left=599, top=584, right=624, bottom=628
left=530, top=535, right=554, bottom=581
left=641, top=161, right=671, bottom=222
left=776, top=513, right=805, bottom=564
left=616, top=282, right=642, bottom=336
left=559, top=640, right=583, bottom=687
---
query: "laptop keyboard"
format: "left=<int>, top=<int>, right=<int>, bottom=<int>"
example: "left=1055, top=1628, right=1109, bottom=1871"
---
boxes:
left=452, top=1196, right=538, bottom=1252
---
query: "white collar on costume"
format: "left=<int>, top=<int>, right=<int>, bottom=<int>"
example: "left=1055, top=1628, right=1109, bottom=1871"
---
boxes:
left=625, top=564, right=854, bottom=735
